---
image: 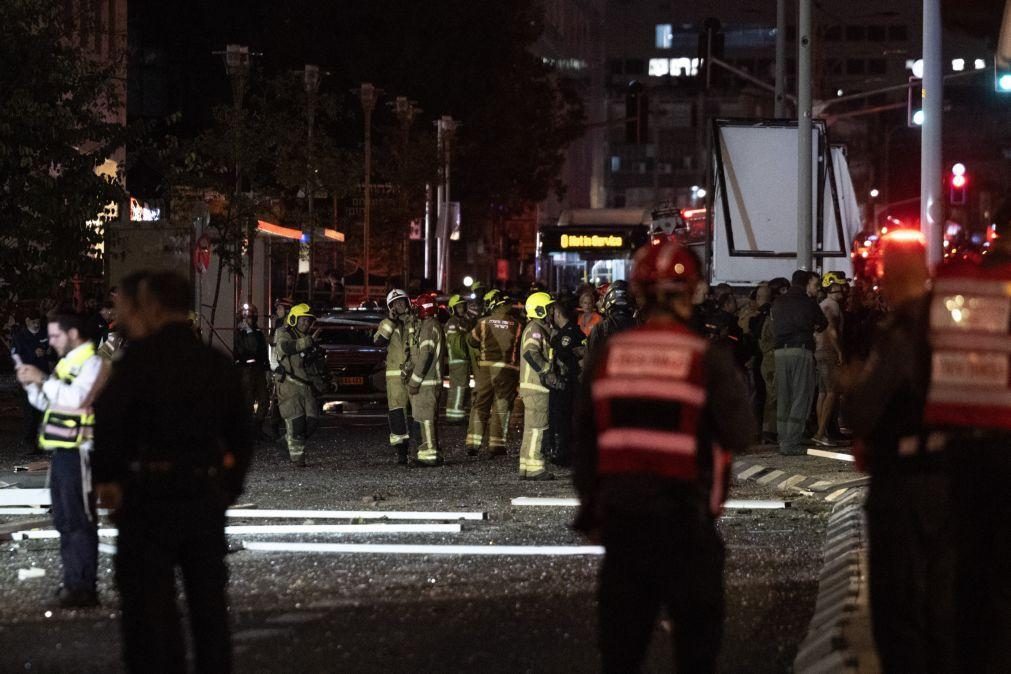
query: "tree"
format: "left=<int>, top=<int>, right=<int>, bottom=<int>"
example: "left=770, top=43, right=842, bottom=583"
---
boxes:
left=0, top=0, right=128, bottom=308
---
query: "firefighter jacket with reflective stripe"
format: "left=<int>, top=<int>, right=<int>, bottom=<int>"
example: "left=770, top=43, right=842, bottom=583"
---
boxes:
left=375, top=317, right=411, bottom=376
left=925, top=260, right=1011, bottom=431
left=467, top=305, right=521, bottom=369
left=275, top=326, right=329, bottom=392
left=588, top=324, right=708, bottom=480
left=520, top=319, right=553, bottom=393
left=407, top=317, right=445, bottom=386
left=25, top=341, right=106, bottom=451
left=445, top=315, right=473, bottom=366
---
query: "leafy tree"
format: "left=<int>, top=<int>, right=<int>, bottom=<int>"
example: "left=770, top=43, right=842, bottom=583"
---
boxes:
left=0, top=0, right=128, bottom=308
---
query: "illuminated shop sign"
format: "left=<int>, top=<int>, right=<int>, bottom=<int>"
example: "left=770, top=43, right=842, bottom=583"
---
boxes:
left=561, top=234, right=625, bottom=249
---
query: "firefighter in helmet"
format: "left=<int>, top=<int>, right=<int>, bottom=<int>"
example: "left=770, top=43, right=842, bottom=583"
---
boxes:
left=843, top=229, right=956, bottom=672
left=573, top=240, right=754, bottom=672
left=404, top=292, right=445, bottom=466
left=466, top=289, right=522, bottom=456
left=374, top=289, right=417, bottom=465
left=586, top=279, right=638, bottom=362
left=444, top=294, right=473, bottom=424
left=518, top=291, right=557, bottom=480
left=924, top=209, right=1011, bottom=672
left=274, top=303, right=331, bottom=465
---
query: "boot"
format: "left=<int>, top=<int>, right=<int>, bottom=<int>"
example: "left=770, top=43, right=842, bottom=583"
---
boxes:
left=396, top=443, right=409, bottom=465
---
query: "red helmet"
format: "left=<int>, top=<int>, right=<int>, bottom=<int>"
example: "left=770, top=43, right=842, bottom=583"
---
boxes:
left=631, top=239, right=701, bottom=302
left=413, top=292, right=439, bottom=319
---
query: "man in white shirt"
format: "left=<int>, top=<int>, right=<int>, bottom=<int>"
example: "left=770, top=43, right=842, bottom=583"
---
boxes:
left=16, top=311, right=107, bottom=608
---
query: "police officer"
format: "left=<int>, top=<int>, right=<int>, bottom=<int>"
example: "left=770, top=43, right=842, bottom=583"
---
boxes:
left=518, top=291, right=556, bottom=480
left=923, top=216, right=1011, bottom=672
left=16, top=310, right=106, bottom=608
left=274, top=303, right=330, bottom=466
left=466, top=289, right=522, bottom=456
left=547, top=295, right=585, bottom=467
left=844, top=230, right=955, bottom=673
left=586, top=279, right=638, bottom=360
left=374, top=289, right=416, bottom=465
left=233, top=303, right=270, bottom=438
left=93, top=271, right=253, bottom=673
left=405, top=292, right=445, bottom=466
left=444, top=294, right=473, bottom=424
left=573, top=240, right=754, bottom=673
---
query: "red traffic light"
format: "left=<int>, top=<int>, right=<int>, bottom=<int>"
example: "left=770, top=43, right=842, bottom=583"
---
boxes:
left=951, top=174, right=967, bottom=188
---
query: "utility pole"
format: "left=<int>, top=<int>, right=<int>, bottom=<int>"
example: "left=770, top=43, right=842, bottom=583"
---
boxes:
left=774, top=0, right=787, bottom=117
left=303, top=65, right=320, bottom=304
left=435, top=116, right=457, bottom=292
left=921, top=0, right=943, bottom=266
left=358, top=83, right=377, bottom=302
left=393, top=96, right=419, bottom=287
left=796, top=0, right=813, bottom=271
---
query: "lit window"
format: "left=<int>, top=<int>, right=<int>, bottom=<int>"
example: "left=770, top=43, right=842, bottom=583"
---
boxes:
left=974, top=58, right=986, bottom=70
left=610, top=156, right=621, bottom=172
left=655, top=24, right=673, bottom=49
left=649, top=58, right=670, bottom=76
left=951, top=58, right=965, bottom=72
left=670, top=57, right=699, bottom=77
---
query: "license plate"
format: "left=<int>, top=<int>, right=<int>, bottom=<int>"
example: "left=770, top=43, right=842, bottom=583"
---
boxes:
left=338, top=376, right=365, bottom=386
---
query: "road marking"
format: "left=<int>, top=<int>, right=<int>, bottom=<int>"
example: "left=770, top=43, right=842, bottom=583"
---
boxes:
left=825, top=488, right=851, bottom=503
left=807, top=448, right=855, bottom=462
left=737, top=465, right=767, bottom=480
left=224, top=509, right=486, bottom=521
left=242, top=541, right=606, bottom=556
left=778, top=475, right=808, bottom=490
left=10, top=523, right=462, bottom=540
left=0, top=508, right=48, bottom=516
left=756, top=470, right=786, bottom=486
left=0, top=489, right=50, bottom=507
left=510, top=497, right=788, bottom=509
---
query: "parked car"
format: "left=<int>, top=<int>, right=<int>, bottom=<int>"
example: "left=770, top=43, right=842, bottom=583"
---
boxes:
left=314, top=309, right=387, bottom=404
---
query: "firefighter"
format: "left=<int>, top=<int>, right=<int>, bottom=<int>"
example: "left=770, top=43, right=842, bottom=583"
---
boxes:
left=444, top=294, right=473, bottom=424
left=844, top=230, right=955, bottom=673
left=16, top=310, right=107, bottom=608
left=466, top=289, right=522, bottom=456
left=233, top=303, right=270, bottom=438
left=518, top=291, right=557, bottom=480
left=546, top=294, right=585, bottom=467
left=573, top=240, right=754, bottom=673
left=923, top=216, right=1011, bottom=673
left=405, top=292, right=445, bottom=466
left=585, top=280, right=638, bottom=361
left=374, top=289, right=416, bottom=465
left=274, top=303, right=330, bottom=466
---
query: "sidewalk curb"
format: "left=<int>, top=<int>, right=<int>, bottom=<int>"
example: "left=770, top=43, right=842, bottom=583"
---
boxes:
left=732, top=459, right=868, bottom=503
left=792, top=490, right=880, bottom=674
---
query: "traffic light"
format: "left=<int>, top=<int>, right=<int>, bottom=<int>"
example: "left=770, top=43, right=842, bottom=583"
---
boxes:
left=997, top=55, right=1011, bottom=93
left=625, top=81, right=648, bottom=144
left=949, top=163, right=968, bottom=206
left=907, top=77, right=923, bottom=127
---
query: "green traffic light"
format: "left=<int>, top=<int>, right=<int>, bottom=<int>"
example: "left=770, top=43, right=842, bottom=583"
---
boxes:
left=999, top=73, right=1011, bottom=92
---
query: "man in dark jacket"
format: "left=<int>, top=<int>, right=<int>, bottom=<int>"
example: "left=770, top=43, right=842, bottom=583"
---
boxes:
left=93, top=271, right=253, bottom=674
left=12, top=311, right=50, bottom=453
left=233, top=303, right=270, bottom=438
left=770, top=270, right=827, bottom=455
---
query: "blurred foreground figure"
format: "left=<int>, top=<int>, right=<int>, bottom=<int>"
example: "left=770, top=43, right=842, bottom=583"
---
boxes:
left=574, top=240, right=754, bottom=673
left=925, top=211, right=1011, bottom=673
left=93, top=271, right=253, bottom=673
left=845, top=230, right=955, bottom=673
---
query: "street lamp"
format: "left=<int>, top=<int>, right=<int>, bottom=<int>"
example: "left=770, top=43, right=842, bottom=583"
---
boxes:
left=357, top=83, right=378, bottom=302
left=303, top=64, right=320, bottom=303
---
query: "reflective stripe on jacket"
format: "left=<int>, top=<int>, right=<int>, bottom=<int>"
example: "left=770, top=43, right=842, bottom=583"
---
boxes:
left=520, top=319, right=552, bottom=393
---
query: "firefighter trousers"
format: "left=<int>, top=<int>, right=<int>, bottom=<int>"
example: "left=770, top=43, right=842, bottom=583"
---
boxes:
left=488, top=366, right=518, bottom=451
left=446, top=362, right=470, bottom=423
left=519, top=391, right=549, bottom=477
left=467, top=365, right=492, bottom=451
left=277, top=381, right=319, bottom=462
left=411, top=384, right=442, bottom=464
left=599, top=509, right=724, bottom=674
left=386, top=375, right=411, bottom=461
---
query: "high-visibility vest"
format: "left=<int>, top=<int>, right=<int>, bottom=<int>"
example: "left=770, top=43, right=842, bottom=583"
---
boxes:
left=589, top=323, right=708, bottom=480
left=38, top=342, right=98, bottom=451
left=924, top=261, right=1011, bottom=431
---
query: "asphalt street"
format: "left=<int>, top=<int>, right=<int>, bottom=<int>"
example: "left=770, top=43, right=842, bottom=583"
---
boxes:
left=0, top=406, right=839, bottom=673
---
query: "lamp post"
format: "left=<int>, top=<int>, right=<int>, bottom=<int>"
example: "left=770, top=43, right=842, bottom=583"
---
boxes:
left=303, top=65, right=320, bottom=303
left=435, top=115, right=457, bottom=291
left=358, top=83, right=378, bottom=302
left=393, top=96, right=420, bottom=287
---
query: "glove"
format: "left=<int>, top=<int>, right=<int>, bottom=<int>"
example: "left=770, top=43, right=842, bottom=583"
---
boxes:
left=408, top=382, right=421, bottom=396
left=541, top=372, right=563, bottom=390
left=273, top=366, right=286, bottom=383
